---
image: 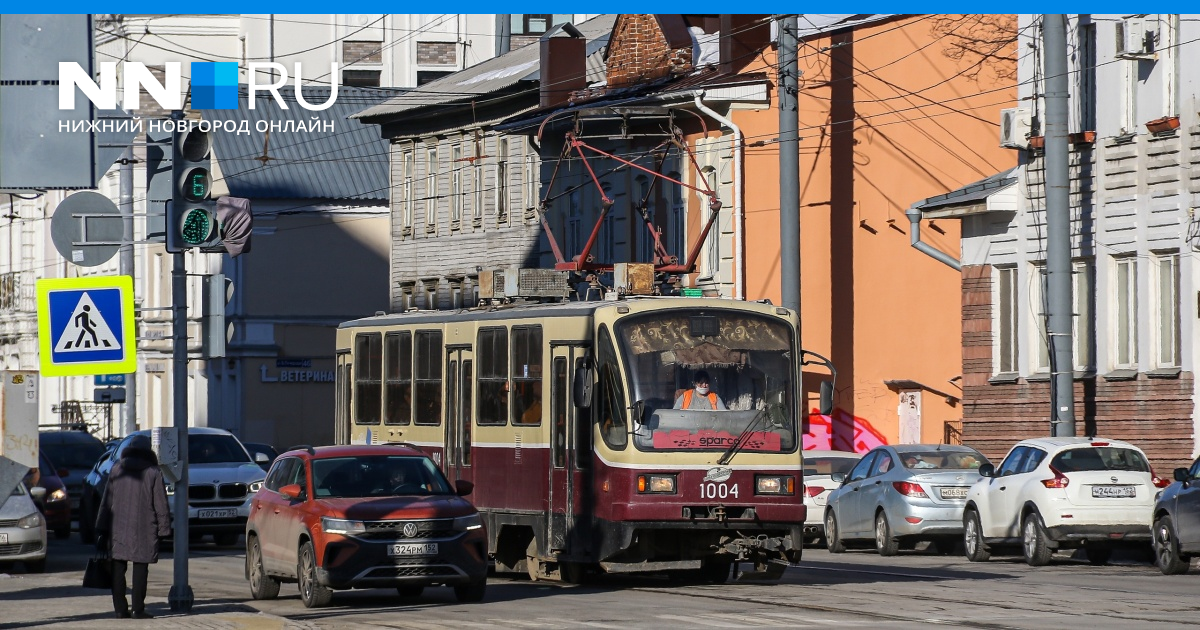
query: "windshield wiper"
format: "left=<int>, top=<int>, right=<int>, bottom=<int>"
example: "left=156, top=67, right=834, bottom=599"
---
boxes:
left=717, top=406, right=770, bottom=466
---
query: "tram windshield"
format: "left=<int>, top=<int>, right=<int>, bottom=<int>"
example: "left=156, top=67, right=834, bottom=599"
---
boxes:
left=615, top=310, right=797, bottom=453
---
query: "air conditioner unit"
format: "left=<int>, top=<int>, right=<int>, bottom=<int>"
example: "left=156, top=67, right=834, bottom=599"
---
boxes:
left=999, top=107, right=1032, bottom=149
left=1115, top=16, right=1155, bottom=58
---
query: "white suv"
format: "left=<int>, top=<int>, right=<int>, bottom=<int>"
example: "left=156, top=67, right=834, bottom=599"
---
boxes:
left=962, top=437, right=1168, bottom=566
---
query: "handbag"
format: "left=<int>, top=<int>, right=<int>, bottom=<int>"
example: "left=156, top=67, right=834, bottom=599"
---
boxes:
left=82, top=553, right=112, bottom=590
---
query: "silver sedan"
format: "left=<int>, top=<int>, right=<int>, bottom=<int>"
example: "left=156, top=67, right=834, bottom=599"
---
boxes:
left=824, top=444, right=988, bottom=556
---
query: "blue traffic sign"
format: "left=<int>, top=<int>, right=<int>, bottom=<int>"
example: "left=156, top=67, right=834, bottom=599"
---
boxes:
left=36, top=276, right=136, bottom=377
left=94, top=374, right=127, bottom=386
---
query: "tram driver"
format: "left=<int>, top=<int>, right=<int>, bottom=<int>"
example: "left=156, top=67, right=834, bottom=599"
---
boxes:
left=673, top=370, right=728, bottom=411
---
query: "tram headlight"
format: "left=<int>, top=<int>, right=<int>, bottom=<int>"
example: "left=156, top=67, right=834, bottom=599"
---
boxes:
left=755, top=475, right=795, bottom=495
left=637, top=474, right=676, bottom=494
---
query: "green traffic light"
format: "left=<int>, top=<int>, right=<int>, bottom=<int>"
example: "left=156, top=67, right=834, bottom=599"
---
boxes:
left=181, top=208, right=214, bottom=245
left=183, top=167, right=210, bottom=202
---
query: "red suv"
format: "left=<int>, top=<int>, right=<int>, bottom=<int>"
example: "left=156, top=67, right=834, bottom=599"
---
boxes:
left=245, top=445, right=487, bottom=608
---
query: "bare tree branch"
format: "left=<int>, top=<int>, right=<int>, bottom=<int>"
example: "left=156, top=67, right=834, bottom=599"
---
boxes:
left=932, top=14, right=1018, bottom=83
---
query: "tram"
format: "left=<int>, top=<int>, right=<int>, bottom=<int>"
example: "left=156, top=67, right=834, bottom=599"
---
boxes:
left=334, top=289, right=830, bottom=581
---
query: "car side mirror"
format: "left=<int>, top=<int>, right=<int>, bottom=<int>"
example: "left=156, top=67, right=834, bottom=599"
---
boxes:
left=978, top=463, right=995, bottom=478
left=819, top=381, right=834, bottom=416
left=30, top=486, right=47, bottom=503
left=573, top=363, right=594, bottom=409
left=455, top=480, right=474, bottom=497
left=830, top=472, right=846, bottom=484
left=279, top=483, right=302, bottom=501
left=1174, top=468, right=1189, bottom=482
left=255, top=452, right=270, bottom=464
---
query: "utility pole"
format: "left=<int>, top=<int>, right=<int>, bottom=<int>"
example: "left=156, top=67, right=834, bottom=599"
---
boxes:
left=167, top=110, right=194, bottom=614
left=1042, top=15, right=1075, bottom=437
left=119, top=146, right=137, bottom=435
left=778, top=14, right=800, bottom=313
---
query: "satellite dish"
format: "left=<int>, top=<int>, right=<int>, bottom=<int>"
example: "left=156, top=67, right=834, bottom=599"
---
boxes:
left=50, top=192, right=122, bottom=267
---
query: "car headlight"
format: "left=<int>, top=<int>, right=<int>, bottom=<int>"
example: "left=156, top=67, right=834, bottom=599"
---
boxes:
left=756, top=475, right=795, bottom=495
left=48, top=488, right=69, bottom=502
left=636, top=474, right=676, bottom=494
left=453, top=513, right=483, bottom=531
left=249, top=480, right=264, bottom=493
left=320, top=517, right=366, bottom=536
left=17, top=512, right=43, bottom=529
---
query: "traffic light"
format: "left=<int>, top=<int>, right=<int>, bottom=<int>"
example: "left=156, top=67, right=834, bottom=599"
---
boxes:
left=203, top=273, right=234, bottom=358
left=168, top=128, right=219, bottom=251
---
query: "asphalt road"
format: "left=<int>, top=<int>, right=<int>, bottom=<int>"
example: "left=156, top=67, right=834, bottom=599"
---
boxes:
left=5, top=533, right=1200, bottom=629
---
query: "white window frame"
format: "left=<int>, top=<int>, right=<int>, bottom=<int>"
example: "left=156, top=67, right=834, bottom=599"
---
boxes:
left=495, top=138, right=509, bottom=220
left=400, top=149, right=414, bottom=230
left=1112, top=255, right=1138, bottom=369
left=996, top=266, right=1019, bottom=374
left=450, top=142, right=463, bottom=225
left=424, top=145, right=438, bottom=228
left=1153, top=250, right=1180, bottom=368
left=1161, top=14, right=1179, bottom=119
left=522, top=143, right=537, bottom=220
left=1029, top=263, right=1050, bottom=373
left=1072, top=259, right=1094, bottom=371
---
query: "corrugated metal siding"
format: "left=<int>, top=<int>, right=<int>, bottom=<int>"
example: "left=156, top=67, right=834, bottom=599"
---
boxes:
left=203, top=86, right=406, bottom=200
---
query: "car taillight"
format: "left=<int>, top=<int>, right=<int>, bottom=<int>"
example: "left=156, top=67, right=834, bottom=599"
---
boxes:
left=804, top=485, right=824, bottom=498
left=1150, top=468, right=1172, bottom=489
left=892, top=481, right=928, bottom=498
left=1041, top=466, right=1070, bottom=489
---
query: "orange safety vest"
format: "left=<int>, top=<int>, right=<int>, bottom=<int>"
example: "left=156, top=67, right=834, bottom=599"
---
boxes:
left=682, top=389, right=718, bottom=409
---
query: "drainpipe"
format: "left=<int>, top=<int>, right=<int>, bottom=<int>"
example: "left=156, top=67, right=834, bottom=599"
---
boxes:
left=693, top=91, right=744, bottom=300
left=905, top=207, right=961, bottom=271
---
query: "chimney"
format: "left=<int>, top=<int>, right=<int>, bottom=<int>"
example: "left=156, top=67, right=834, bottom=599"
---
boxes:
left=540, top=22, right=587, bottom=109
left=720, top=14, right=770, bottom=75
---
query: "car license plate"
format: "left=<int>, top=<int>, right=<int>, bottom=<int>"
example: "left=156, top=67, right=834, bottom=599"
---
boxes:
left=939, top=487, right=969, bottom=499
left=389, top=543, right=437, bottom=557
left=1091, top=485, right=1136, bottom=498
left=197, top=508, right=238, bottom=519
left=0, top=533, right=7, bottom=544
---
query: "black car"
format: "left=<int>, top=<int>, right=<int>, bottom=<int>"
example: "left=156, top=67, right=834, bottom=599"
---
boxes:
left=1151, top=456, right=1200, bottom=574
left=38, top=429, right=106, bottom=522
left=243, top=443, right=279, bottom=472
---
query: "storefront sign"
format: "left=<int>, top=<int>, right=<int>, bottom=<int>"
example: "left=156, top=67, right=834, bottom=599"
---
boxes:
left=259, top=363, right=333, bottom=383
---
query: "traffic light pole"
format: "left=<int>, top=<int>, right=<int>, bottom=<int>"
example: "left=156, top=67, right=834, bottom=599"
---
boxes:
left=167, top=112, right=193, bottom=614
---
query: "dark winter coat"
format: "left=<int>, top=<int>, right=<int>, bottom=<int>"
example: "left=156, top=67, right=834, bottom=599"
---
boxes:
left=96, top=443, right=172, bottom=563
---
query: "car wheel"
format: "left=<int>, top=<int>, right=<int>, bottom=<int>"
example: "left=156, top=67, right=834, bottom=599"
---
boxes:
left=963, top=510, right=991, bottom=562
left=1022, top=512, right=1053, bottom=567
left=825, top=511, right=846, bottom=554
left=247, top=536, right=280, bottom=600
left=874, top=511, right=900, bottom=557
left=214, top=532, right=240, bottom=547
left=24, top=559, right=46, bottom=574
left=54, top=527, right=71, bottom=540
left=395, top=585, right=425, bottom=598
left=1084, top=545, right=1112, bottom=566
left=453, top=578, right=487, bottom=603
left=297, top=540, right=333, bottom=608
left=1153, top=515, right=1191, bottom=575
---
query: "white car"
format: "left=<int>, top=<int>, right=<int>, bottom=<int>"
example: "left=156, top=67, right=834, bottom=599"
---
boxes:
left=800, top=450, right=861, bottom=544
left=1, top=483, right=48, bottom=573
left=963, top=437, right=1168, bottom=566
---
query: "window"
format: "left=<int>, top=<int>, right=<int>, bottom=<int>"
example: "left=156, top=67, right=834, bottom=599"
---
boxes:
left=342, top=69, right=381, bottom=87
left=425, top=146, right=438, bottom=227
left=1073, top=260, right=1094, bottom=370
left=574, top=356, right=591, bottom=469
left=1161, top=15, right=1179, bottom=119
left=636, top=175, right=654, bottom=263
left=265, top=458, right=297, bottom=492
left=384, top=332, right=412, bottom=425
left=511, top=326, right=543, bottom=425
left=1030, top=263, right=1049, bottom=373
left=1114, top=256, right=1138, bottom=368
left=567, top=190, right=582, bottom=260
left=668, top=171, right=685, bottom=261
left=596, top=326, right=627, bottom=449
left=869, top=451, right=895, bottom=476
left=997, top=267, right=1018, bottom=373
left=1154, top=251, right=1180, bottom=368
left=510, top=14, right=570, bottom=36
left=477, top=328, right=508, bottom=425
left=523, top=144, right=538, bottom=217
left=400, top=150, right=414, bottom=229
left=996, top=446, right=1028, bottom=477
left=451, top=143, right=463, bottom=225
left=846, top=452, right=877, bottom=482
left=354, top=333, right=382, bottom=425
left=1077, top=22, right=1096, bottom=132
left=417, top=70, right=452, bottom=85
left=414, top=330, right=443, bottom=425
left=496, top=138, right=509, bottom=219
left=473, top=143, right=484, bottom=222
left=461, top=361, right=472, bottom=465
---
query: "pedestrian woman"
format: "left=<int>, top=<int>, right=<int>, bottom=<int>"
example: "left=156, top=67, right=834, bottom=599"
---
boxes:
left=95, top=435, right=171, bottom=619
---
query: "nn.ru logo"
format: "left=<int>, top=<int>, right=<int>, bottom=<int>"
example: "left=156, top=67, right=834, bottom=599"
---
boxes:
left=59, top=61, right=337, bottom=111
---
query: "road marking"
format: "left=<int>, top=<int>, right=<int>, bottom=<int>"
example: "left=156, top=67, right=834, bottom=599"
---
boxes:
left=706, top=612, right=795, bottom=626
left=658, top=613, right=748, bottom=627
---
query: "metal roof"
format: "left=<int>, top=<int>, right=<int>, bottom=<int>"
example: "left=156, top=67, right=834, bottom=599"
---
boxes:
left=912, top=168, right=1018, bottom=212
left=201, top=86, right=406, bottom=201
left=352, top=14, right=615, bottom=123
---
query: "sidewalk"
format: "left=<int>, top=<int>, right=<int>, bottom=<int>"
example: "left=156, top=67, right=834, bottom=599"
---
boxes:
left=0, top=571, right=314, bottom=629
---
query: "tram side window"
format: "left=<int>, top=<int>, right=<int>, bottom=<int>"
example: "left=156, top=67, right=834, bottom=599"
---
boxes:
left=461, top=361, right=472, bottom=465
left=354, top=333, right=382, bottom=425
left=477, top=327, right=508, bottom=426
left=414, top=330, right=443, bottom=425
left=384, top=332, right=412, bottom=425
left=574, top=356, right=592, bottom=468
left=512, top=326, right=543, bottom=425
left=596, top=326, right=627, bottom=449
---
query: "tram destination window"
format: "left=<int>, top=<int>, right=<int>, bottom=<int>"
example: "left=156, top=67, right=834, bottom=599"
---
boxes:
left=414, top=330, right=443, bottom=425
left=477, top=328, right=509, bottom=425
left=384, top=332, right=412, bottom=425
left=511, top=326, right=543, bottom=425
left=354, top=333, right=382, bottom=425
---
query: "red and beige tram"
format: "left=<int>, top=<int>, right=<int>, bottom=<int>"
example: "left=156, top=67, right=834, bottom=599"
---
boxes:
left=334, top=296, right=816, bottom=581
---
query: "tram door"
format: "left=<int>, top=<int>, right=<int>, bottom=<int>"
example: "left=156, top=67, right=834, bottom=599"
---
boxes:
left=443, top=347, right=474, bottom=487
left=548, top=344, right=584, bottom=555
left=334, top=350, right=352, bottom=445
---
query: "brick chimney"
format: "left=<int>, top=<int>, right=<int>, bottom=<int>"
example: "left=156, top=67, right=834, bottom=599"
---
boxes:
left=540, top=23, right=587, bottom=109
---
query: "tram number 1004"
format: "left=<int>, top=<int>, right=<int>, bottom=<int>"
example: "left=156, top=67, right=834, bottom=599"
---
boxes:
left=699, top=482, right=739, bottom=499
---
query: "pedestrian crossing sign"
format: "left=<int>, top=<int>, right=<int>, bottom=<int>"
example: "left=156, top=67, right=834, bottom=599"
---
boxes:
left=36, top=275, right=136, bottom=377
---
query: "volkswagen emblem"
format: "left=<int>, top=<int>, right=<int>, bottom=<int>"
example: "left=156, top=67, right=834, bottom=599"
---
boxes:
left=402, top=522, right=418, bottom=538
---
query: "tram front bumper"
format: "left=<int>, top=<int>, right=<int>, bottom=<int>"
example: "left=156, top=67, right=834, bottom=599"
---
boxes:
left=595, top=518, right=804, bottom=565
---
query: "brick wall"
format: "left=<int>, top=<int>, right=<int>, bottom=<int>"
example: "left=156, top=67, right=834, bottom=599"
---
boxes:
left=416, top=42, right=457, bottom=66
left=343, top=41, right=383, bottom=64
left=605, top=14, right=693, bottom=89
